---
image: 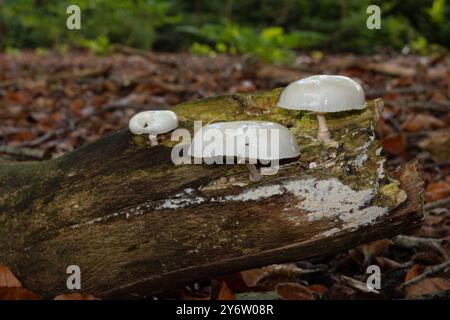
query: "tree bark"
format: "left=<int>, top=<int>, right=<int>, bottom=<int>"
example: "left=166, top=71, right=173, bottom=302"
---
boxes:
left=0, top=89, right=423, bottom=298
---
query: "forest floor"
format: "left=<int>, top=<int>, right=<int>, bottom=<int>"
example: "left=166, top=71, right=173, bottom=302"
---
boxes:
left=0, top=49, right=449, bottom=300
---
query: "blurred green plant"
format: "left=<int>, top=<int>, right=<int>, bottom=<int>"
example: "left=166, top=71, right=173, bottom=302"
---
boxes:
left=1, top=0, right=180, bottom=50
left=0, top=0, right=448, bottom=61
left=187, top=22, right=326, bottom=64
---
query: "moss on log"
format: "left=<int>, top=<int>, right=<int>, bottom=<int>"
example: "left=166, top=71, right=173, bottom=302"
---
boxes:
left=0, top=89, right=423, bottom=298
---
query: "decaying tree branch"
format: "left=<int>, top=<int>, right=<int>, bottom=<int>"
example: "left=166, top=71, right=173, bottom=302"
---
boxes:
left=0, top=89, right=423, bottom=298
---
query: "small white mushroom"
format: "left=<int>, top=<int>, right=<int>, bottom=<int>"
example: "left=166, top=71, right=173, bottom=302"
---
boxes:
left=277, top=75, right=367, bottom=143
left=187, top=121, right=300, bottom=182
left=128, top=110, right=178, bottom=146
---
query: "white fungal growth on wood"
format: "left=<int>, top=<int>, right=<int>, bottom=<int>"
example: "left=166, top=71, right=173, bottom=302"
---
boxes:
left=68, top=177, right=388, bottom=232
left=350, top=153, right=368, bottom=167
left=377, top=159, right=386, bottom=179
left=281, top=178, right=384, bottom=224
left=316, top=227, right=341, bottom=238
left=157, top=196, right=205, bottom=210
left=223, top=185, right=283, bottom=202
left=154, top=178, right=388, bottom=229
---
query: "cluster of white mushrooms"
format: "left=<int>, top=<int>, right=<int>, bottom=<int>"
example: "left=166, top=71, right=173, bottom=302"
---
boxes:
left=128, top=75, right=367, bottom=182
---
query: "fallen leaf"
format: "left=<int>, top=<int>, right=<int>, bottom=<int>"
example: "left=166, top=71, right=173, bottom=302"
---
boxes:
left=0, top=265, right=22, bottom=287
left=0, top=287, right=41, bottom=300
left=419, top=130, right=450, bottom=163
left=405, top=277, right=450, bottom=298
left=405, top=264, right=424, bottom=282
left=4, top=90, right=33, bottom=106
left=403, top=114, right=446, bottom=132
left=360, top=239, right=392, bottom=266
left=240, top=268, right=268, bottom=288
left=425, top=177, right=450, bottom=202
left=240, top=264, right=322, bottom=290
left=54, top=293, right=98, bottom=300
left=307, top=284, right=328, bottom=299
left=381, top=134, right=406, bottom=157
left=69, top=99, right=86, bottom=117
left=216, top=282, right=235, bottom=300
left=276, top=283, right=314, bottom=300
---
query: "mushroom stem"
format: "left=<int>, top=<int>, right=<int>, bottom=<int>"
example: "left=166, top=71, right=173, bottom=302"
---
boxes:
left=149, top=134, right=159, bottom=146
left=315, top=113, right=331, bottom=143
left=245, top=163, right=262, bottom=182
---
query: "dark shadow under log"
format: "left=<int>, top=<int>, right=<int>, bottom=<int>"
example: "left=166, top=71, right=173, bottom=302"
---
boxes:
left=0, top=89, right=423, bottom=298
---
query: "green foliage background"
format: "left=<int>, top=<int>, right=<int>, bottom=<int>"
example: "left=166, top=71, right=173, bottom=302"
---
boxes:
left=0, top=0, right=448, bottom=62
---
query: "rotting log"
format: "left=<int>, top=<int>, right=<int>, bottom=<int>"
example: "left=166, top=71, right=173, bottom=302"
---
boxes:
left=0, top=89, right=423, bottom=298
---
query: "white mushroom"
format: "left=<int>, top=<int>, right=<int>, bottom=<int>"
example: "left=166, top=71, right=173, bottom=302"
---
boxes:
left=188, top=121, right=300, bottom=182
left=277, top=75, right=367, bottom=143
left=128, top=110, right=178, bottom=146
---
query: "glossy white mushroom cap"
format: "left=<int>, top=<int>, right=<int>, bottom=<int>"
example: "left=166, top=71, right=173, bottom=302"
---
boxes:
left=129, top=110, right=178, bottom=135
left=188, top=121, right=300, bottom=161
left=277, top=75, right=367, bottom=113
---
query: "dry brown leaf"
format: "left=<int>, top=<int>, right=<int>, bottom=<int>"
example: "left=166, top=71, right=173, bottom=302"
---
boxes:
left=216, top=282, right=235, bottom=300
left=405, top=264, right=424, bottom=282
left=360, top=239, right=392, bottom=265
left=405, top=277, right=450, bottom=298
left=4, top=90, right=33, bottom=106
left=240, top=268, right=268, bottom=288
left=425, top=177, right=450, bottom=202
left=403, top=114, right=446, bottom=132
left=307, top=284, right=328, bottom=299
left=419, top=130, right=450, bottom=163
left=0, top=265, right=22, bottom=288
left=54, top=293, right=98, bottom=300
left=381, top=134, right=406, bottom=157
left=276, top=283, right=314, bottom=300
left=240, top=264, right=297, bottom=288
left=0, top=287, right=41, bottom=300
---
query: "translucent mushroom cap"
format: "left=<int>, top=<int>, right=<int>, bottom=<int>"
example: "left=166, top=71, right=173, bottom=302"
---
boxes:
left=188, top=121, right=300, bottom=161
left=129, top=110, right=178, bottom=135
left=277, top=75, right=367, bottom=113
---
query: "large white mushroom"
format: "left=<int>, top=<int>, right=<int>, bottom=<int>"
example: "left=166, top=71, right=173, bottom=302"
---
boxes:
left=277, top=75, right=367, bottom=143
left=188, top=121, right=300, bottom=182
left=128, top=110, right=178, bottom=146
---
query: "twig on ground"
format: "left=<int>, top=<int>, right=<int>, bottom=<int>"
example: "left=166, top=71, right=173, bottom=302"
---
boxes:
left=341, top=275, right=380, bottom=294
left=0, top=145, right=45, bottom=159
left=366, top=85, right=426, bottom=98
left=392, top=235, right=449, bottom=260
left=424, top=197, right=450, bottom=211
left=401, top=260, right=450, bottom=288
left=422, top=161, right=450, bottom=170
left=392, top=101, right=450, bottom=112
